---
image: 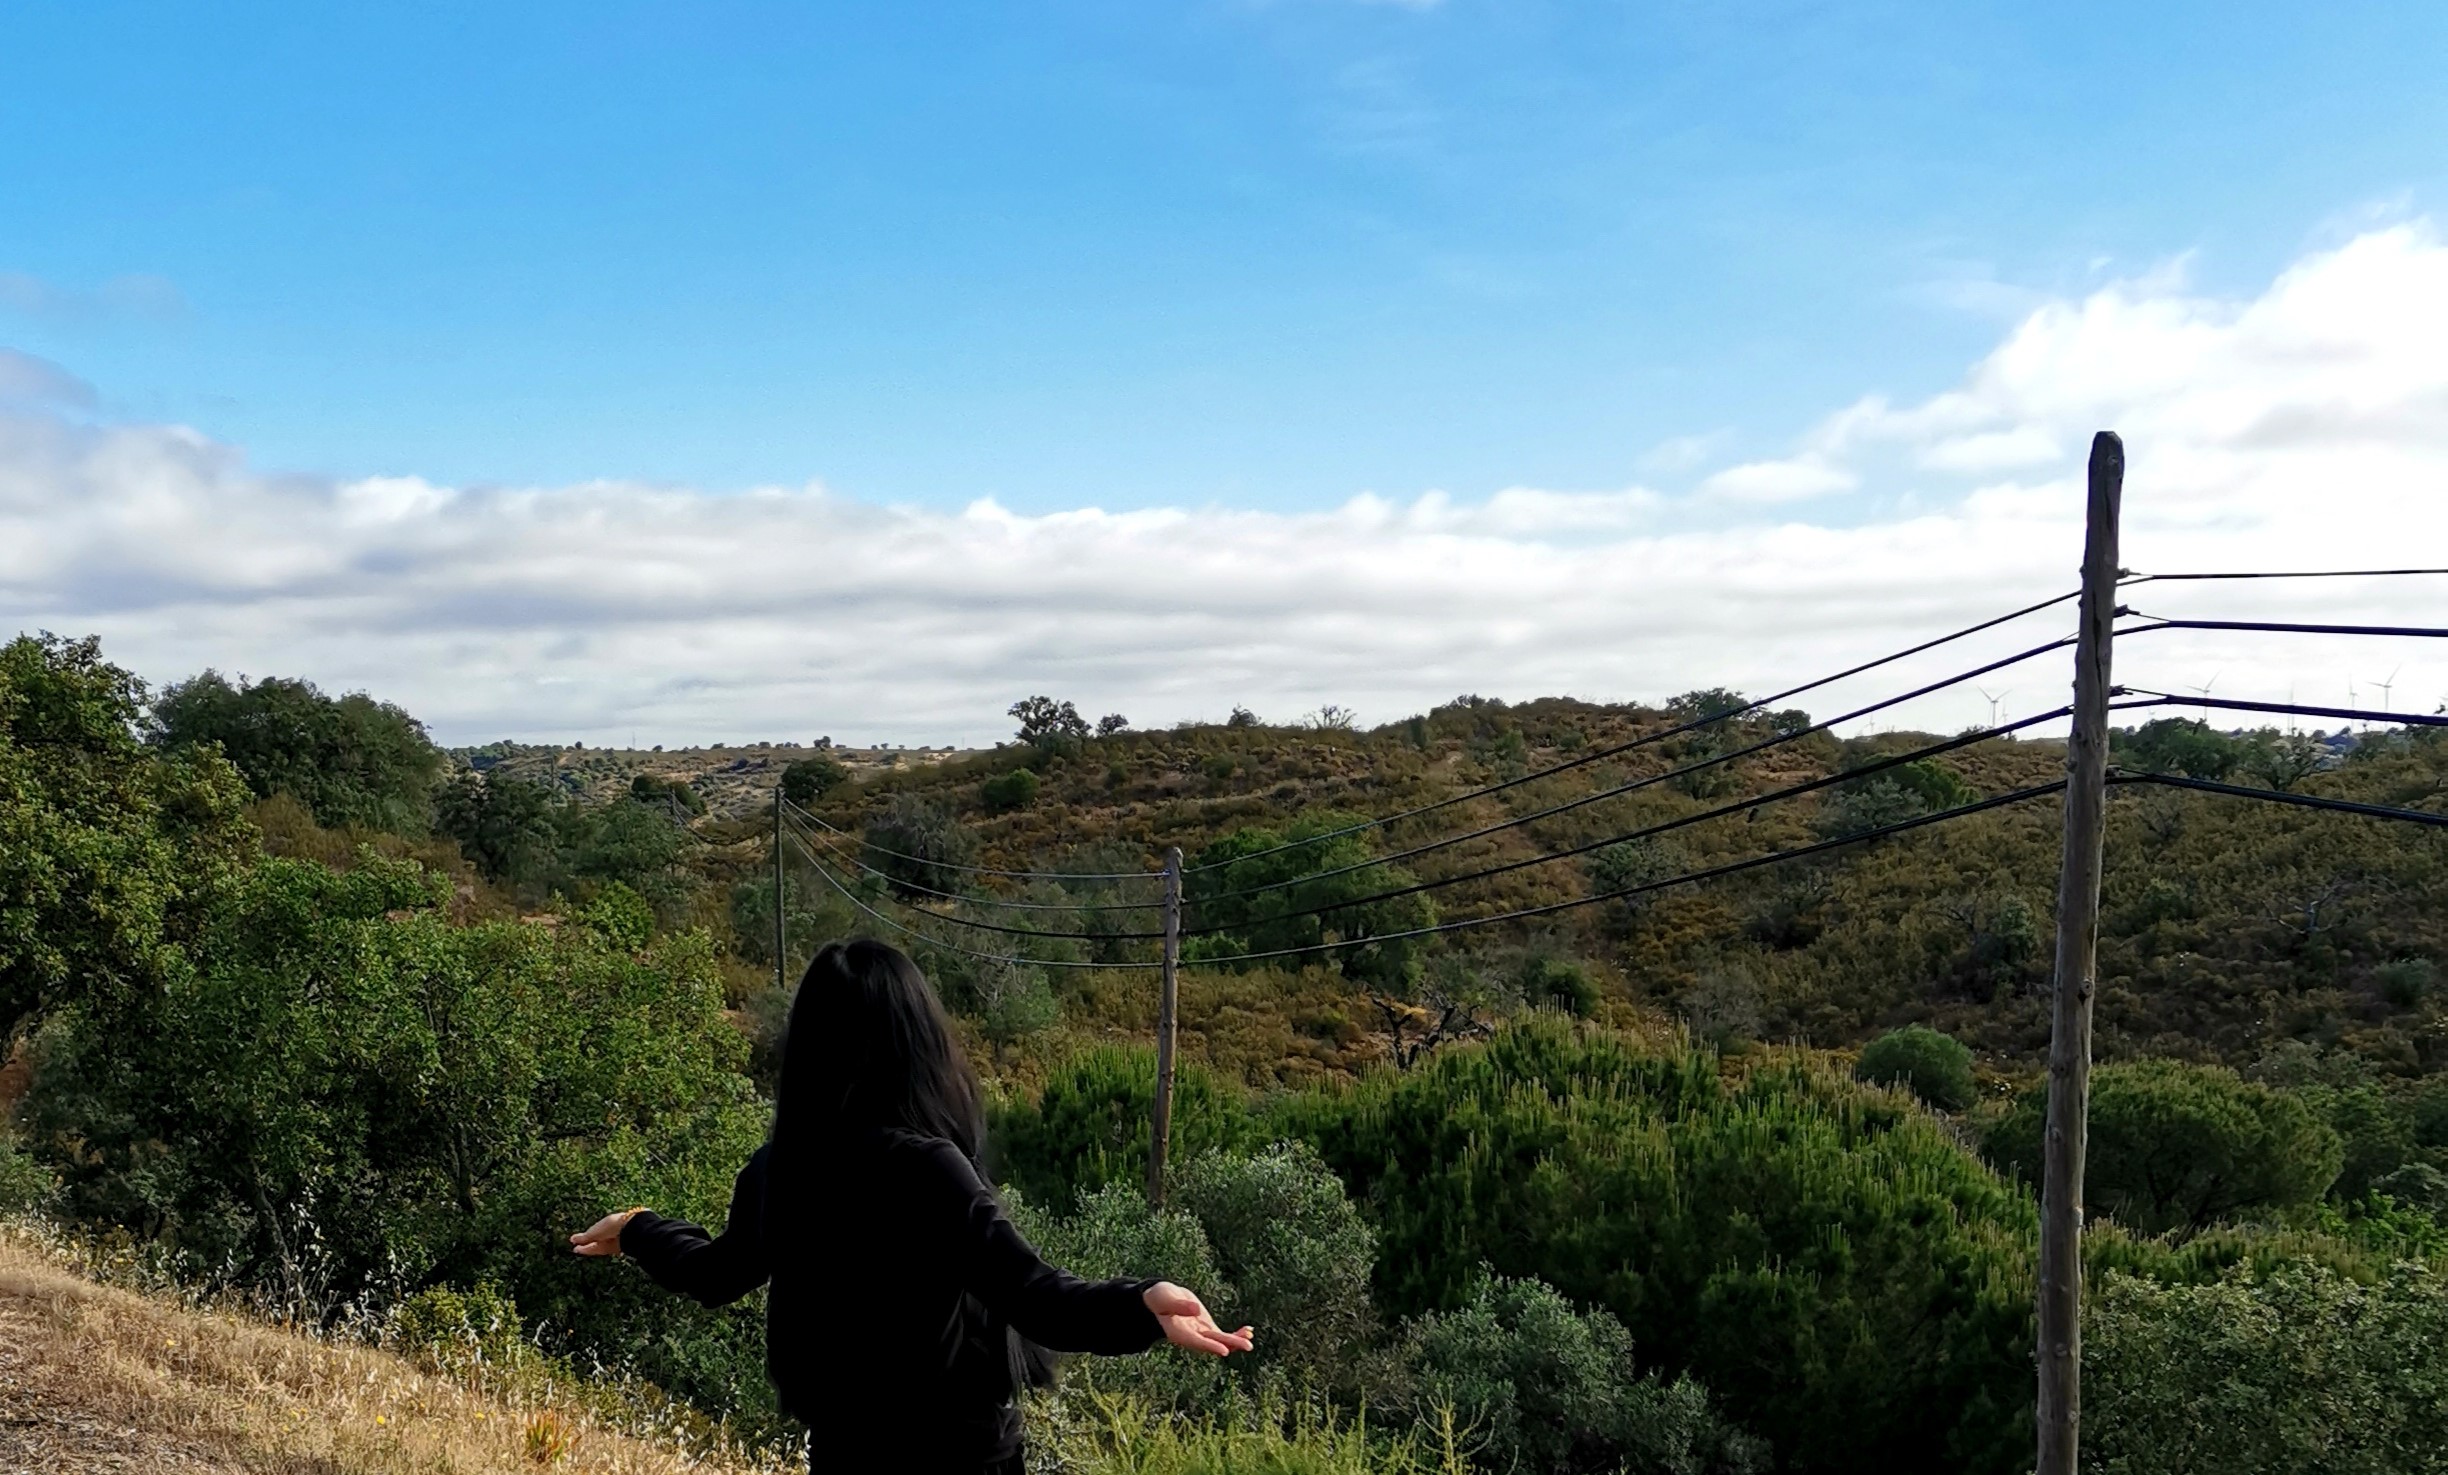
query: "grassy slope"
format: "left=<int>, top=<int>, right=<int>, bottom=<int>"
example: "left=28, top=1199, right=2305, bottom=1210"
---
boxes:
left=0, top=1230, right=785, bottom=1475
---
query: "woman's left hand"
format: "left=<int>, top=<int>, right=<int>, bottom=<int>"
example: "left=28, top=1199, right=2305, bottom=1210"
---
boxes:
left=1142, top=1281, right=1255, bottom=1357
left=569, top=1208, right=646, bottom=1258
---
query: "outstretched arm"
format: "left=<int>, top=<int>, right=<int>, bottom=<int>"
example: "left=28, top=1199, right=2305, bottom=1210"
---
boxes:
left=904, top=1138, right=1253, bottom=1357
left=571, top=1146, right=773, bottom=1309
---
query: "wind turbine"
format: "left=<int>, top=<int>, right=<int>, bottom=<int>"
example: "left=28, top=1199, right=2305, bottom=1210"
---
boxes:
left=2375, top=664, right=2401, bottom=717
left=1975, top=686, right=2013, bottom=729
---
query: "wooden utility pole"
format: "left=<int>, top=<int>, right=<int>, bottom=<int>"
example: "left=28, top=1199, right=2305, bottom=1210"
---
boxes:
left=773, top=785, right=788, bottom=998
left=2038, top=431, right=2123, bottom=1475
left=1147, top=847, right=1184, bottom=1204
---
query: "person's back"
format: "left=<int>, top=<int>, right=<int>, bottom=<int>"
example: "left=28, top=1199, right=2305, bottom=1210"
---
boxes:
left=578, top=939, right=1253, bottom=1474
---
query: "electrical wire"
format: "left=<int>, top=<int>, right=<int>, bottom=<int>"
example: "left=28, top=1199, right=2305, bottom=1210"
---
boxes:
left=783, top=814, right=1148, bottom=943
left=2124, top=568, right=2448, bottom=584
left=780, top=827, right=1154, bottom=970
left=1178, top=705, right=2075, bottom=937
left=1176, top=587, right=2083, bottom=874
left=1175, top=782, right=2068, bottom=969
left=2110, top=772, right=2448, bottom=827
left=2121, top=616, right=2448, bottom=640
left=1185, top=639, right=2075, bottom=908
left=782, top=797, right=1167, bottom=912
left=783, top=795, right=1161, bottom=885
left=2114, top=693, right=2448, bottom=728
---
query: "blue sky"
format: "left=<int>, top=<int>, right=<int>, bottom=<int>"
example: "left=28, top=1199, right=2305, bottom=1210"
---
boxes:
left=7, top=0, right=2445, bottom=516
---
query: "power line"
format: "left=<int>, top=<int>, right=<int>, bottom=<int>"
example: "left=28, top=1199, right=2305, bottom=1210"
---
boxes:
left=1178, top=587, right=2083, bottom=875
left=2110, top=772, right=2448, bottom=827
left=2115, top=693, right=2448, bottom=728
left=1179, top=705, right=2074, bottom=937
left=1186, top=638, right=2075, bottom=908
left=2124, top=567, right=2448, bottom=584
left=783, top=815, right=1149, bottom=943
left=2123, top=616, right=2448, bottom=640
left=1176, top=782, right=2067, bottom=969
left=782, top=797, right=1166, bottom=912
left=780, top=826, right=1153, bottom=970
left=784, top=795, right=1160, bottom=885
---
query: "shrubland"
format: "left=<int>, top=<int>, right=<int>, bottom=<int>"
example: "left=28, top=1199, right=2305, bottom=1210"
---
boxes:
left=6, top=633, right=2448, bottom=1473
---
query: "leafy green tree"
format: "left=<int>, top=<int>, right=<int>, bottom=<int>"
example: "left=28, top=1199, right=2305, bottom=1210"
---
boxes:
left=862, top=793, right=980, bottom=898
left=779, top=756, right=850, bottom=806
left=1183, top=811, right=1436, bottom=989
left=2116, top=717, right=2245, bottom=780
left=1, top=634, right=254, bottom=1034
left=1856, top=1025, right=1977, bottom=1111
left=567, top=797, right=690, bottom=900
left=150, top=670, right=442, bottom=833
left=1401, top=1275, right=1764, bottom=1475
left=19, top=852, right=768, bottom=1417
left=987, top=1048, right=1262, bottom=1211
left=1009, top=695, right=1091, bottom=754
left=1519, top=954, right=1600, bottom=1016
left=1276, top=1021, right=2037, bottom=1475
left=2085, top=1264, right=2448, bottom=1475
left=628, top=772, right=706, bottom=815
left=433, top=770, right=561, bottom=885
left=1986, top=1059, right=2342, bottom=1237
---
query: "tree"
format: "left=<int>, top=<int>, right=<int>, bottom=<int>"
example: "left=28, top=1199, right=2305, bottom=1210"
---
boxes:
left=1986, top=1059, right=2342, bottom=1237
left=1008, top=696, right=1090, bottom=754
left=434, top=770, right=561, bottom=886
left=780, top=756, right=850, bottom=806
left=1857, top=1026, right=1977, bottom=1112
left=1183, top=811, right=1436, bottom=989
left=629, top=773, right=705, bottom=816
left=150, top=670, right=442, bottom=833
left=2116, top=718, right=2244, bottom=780
left=1, top=634, right=254, bottom=1034
left=1095, top=713, right=1130, bottom=737
left=862, top=794, right=980, bottom=899
left=2246, top=729, right=2329, bottom=792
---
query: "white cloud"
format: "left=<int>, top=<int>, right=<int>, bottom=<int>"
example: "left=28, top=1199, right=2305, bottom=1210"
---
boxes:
left=0, top=270, right=187, bottom=323
left=5, top=223, right=2448, bottom=746
left=1698, top=457, right=1858, bottom=503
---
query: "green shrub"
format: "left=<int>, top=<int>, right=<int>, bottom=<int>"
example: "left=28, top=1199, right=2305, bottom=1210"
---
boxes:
left=1008, top=1180, right=1232, bottom=1412
left=779, top=756, right=850, bottom=806
left=1170, top=1144, right=1378, bottom=1388
left=981, top=767, right=1042, bottom=814
left=1401, top=1275, right=1764, bottom=1475
left=1985, top=1059, right=2342, bottom=1237
left=1274, top=1021, right=2036, bottom=1474
left=990, top=1048, right=1265, bottom=1211
left=2085, top=1263, right=2448, bottom=1475
left=1855, top=1026, right=1976, bottom=1112
left=1518, top=956, right=1600, bottom=1017
left=388, top=1281, right=534, bottom=1379
left=0, top=1131, right=58, bottom=1216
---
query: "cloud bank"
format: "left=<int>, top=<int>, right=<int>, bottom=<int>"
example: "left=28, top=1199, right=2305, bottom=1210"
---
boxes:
left=4, top=225, right=2446, bottom=746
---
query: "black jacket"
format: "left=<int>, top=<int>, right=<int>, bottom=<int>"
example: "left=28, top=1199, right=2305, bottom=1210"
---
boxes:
left=620, top=1128, right=1163, bottom=1465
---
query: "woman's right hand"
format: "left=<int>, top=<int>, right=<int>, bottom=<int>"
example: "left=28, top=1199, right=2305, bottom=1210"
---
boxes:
left=569, top=1208, right=646, bottom=1258
left=1142, top=1282, right=1254, bottom=1357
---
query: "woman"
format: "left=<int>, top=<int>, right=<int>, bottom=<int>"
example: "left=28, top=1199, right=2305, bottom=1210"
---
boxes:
left=570, top=939, right=1253, bottom=1473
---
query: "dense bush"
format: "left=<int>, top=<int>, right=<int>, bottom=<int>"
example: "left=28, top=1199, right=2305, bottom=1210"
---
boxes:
left=779, top=755, right=850, bottom=806
left=990, top=1048, right=1264, bottom=1210
left=1400, top=1275, right=1762, bottom=1475
left=1170, top=1144, right=1377, bottom=1389
left=1985, top=1059, right=2342, bottom=1237
left=149, top=669, right=443, bottom=834
left=863, top=793, right=982, bottom=898
left=2085, top=1262, right=2448, bottom=1475
left=16, top=852, right=772, bottom=1422
left=982, top=767, right=1042, bottom=814
left=1274, top=1021, right=2035, bottom=1475
left=1855, top=1025, right=1976, bottom=1111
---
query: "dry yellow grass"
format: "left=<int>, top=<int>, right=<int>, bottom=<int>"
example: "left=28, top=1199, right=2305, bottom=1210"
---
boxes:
left=0, top=1232, right=788, bottom=1475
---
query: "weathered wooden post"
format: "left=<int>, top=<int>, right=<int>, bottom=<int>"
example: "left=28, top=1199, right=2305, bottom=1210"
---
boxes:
left=1147, top=846, right=1184, bottom=1204
left=2038, top=431, right=2122, bottom=1475
left=773, top=785, right=789, bottom=998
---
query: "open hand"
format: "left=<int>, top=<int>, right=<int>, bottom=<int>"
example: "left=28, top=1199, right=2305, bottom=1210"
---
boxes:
left=1142, top=1282, right=1254, bottom=1357
left=569, top=1208, right=644, bottom=1258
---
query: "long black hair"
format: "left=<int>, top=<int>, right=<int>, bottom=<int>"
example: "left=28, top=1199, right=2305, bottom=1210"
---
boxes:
left=769, top=938, right=986, bottom=1160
